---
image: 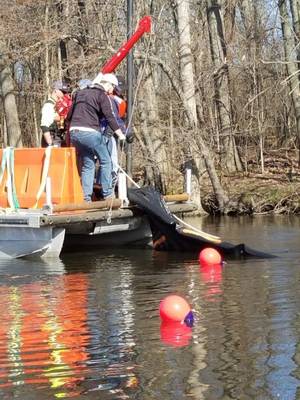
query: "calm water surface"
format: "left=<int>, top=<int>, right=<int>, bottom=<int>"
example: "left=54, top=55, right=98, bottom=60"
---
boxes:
left=1, top=215, right=300, bottom=399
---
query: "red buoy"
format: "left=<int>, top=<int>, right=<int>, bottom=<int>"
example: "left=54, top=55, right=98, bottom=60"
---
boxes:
left=159, top=295, right=191, bottom=323
left=198, top=247, right=222, bottom=266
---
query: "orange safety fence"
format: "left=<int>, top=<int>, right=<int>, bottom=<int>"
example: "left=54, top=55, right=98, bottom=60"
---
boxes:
left=0, top=147, right=83, bottom=209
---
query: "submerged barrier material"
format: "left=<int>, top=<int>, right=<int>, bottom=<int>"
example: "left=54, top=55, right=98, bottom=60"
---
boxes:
left=0, top=147, right=84, bottom=209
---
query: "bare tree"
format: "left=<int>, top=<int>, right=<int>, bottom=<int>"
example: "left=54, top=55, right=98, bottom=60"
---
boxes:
left=206, top=0, right=243, bottom=172
left=176, top=0, right=229, bottom=211
left=0, top=42, right=22, bottom=147
left=136, top=63, right=168, bottom=191
left=279, top=0, right=300, bottom=165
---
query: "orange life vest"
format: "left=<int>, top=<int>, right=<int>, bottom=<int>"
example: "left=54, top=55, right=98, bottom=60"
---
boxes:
left=112, top=95, right=127, bottom=118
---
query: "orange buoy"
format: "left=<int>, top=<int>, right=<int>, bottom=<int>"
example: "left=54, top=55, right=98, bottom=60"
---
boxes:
left=198, top=247, right=222, bottom=266
left=159, top=295, right=191, bottom=323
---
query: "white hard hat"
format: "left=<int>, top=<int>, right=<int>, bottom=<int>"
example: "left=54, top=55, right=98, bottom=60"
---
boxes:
left=102, top=73, right=119, bottom=86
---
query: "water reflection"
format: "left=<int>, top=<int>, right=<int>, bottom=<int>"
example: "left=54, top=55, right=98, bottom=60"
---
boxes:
left=0, top=256, right=138, bottom=399
left=1, top=217, right=300, bottom=399
left=82, top=256, right=138, bottom=397
left=160, top=322, right=192, bottom=348
left=0, top=265, right=90, bottom=398
left=199, top=263, right=223, bottom=300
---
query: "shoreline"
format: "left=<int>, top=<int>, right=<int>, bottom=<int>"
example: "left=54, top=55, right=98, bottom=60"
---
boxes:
left=200, top=171, right=300, bottom=215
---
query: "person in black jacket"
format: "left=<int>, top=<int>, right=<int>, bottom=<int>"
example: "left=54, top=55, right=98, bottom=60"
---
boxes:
left=68, top=73, right=125, bottom=201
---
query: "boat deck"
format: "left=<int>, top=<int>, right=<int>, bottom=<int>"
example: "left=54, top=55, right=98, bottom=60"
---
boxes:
left=40, top=201, right=197, bottom=227
left=0, top=199, right=198, bottom=259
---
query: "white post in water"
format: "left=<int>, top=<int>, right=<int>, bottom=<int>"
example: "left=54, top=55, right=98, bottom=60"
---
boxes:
left=45, top=176, right=52, bottom=208
left=118, top=172, right=129, bottom=206
left=185, top=168, right=192, bottom=200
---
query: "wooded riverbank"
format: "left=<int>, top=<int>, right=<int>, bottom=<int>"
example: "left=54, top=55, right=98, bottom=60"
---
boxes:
left=200, top=149, right=300, bottom=215
left=2, top=2, right=300, bottom=217
left=201, top=171, right=300, bottom=215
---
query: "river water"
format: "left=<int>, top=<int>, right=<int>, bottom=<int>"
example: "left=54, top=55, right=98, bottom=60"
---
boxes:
left=0, top=215, right=300, bottom=399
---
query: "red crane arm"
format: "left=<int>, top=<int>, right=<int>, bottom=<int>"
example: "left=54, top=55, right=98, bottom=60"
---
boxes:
left=101, top=16, right=152, bottom=73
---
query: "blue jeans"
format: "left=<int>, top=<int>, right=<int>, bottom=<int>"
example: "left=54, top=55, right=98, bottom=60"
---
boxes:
left=96, top=134, right=118, bottom=185
left=70, top=130, right=112, bottom=201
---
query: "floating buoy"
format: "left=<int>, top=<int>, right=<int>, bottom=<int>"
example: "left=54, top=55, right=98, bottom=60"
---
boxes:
left=198, top=247, right=222, bottom=266
left=159, top=295, right=193, bottom=325
left=160, top=321, right=192, bottom=347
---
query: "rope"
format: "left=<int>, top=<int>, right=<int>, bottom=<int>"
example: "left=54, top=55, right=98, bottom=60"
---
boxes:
left=0, top=148, right=7, bottom=188
left=1, top=147, right=20, bottom=210
left=0, top=164, right=6, bottom=212
left=9, top=148, right=20, bottom=209
left=6, top=148, right=14, bottom=209
left=0, top=147, right=52, bottom=211
left=33, top=146, right=52, bottom=209
left=0, top=148, right=20, bottom=210
left=117, top=164, right=140, bottom=188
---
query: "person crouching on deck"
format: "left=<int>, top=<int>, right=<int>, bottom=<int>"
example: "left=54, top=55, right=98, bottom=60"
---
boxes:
left=67, top=73, right=126, bottom=202
left=40, top=80, right=70, bottom=147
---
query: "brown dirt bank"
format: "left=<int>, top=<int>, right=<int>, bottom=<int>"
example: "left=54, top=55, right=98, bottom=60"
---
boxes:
left=201, top=170, right=300, bottom=215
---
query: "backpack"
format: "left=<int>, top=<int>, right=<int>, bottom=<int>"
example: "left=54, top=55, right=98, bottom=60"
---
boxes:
left=55, top=94, right=73, bottom=127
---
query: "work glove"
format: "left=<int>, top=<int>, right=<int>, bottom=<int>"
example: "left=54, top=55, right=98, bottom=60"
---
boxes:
left=115, top=131, right=126, bottom=142
left=126, top=134, right=134, bottom=144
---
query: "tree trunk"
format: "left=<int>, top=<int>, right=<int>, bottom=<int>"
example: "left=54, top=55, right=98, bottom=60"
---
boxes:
left=279, top=0, right=300, bottom=165
left=206, top=0, right=243, bottom=172
left=176, top=0, right=197, bottom=123
left=239, top=0, right=267, bottom=173
left=0, top=44, right=22, bottom=147
left=138, top=64, right=167, bottom=192
left=176, top=0, right=205, bottom=211
left=44, top=3, right=50, bottom=95
left=290, top=0, right=300, bottom=63
left=77, top=0, right=89, bottom=54
left=176, top=0, right=229, bottom=212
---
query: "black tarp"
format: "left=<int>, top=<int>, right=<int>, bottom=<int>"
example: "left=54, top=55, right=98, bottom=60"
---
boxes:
left=127, top=186, right=275, bottom=258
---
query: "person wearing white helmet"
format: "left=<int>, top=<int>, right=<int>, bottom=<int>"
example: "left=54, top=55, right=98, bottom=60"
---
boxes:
left=68, top=72, right=126, bottom=201
left=93, top=73, right=119, bottom=90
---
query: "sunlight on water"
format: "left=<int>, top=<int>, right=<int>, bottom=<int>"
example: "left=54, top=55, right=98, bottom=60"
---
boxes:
left=0, top=270, right=90, bottom=398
